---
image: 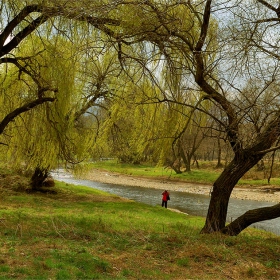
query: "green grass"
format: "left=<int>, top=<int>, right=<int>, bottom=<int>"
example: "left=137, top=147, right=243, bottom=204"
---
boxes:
left=0, top=175, right=280, bottom=279
left=238, top=177, right=280, bottom=186
left=80, top=160, right=220, bottom=184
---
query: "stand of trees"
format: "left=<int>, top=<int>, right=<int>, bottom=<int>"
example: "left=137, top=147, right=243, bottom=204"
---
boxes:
left=1, top=0, right=280, bottom=235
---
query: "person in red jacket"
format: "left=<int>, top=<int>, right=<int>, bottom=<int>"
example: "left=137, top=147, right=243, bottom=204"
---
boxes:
left=161, top=190, right=170, bottom=208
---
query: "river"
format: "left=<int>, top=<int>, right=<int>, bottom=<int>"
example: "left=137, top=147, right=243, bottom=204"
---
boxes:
left=52, top=170, right=280, bottom=236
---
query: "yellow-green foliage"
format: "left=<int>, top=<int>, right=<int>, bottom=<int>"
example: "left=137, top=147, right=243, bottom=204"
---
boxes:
left=0, top=0, right=219, bottom=171
left=0, top=33, right=99, bottom=170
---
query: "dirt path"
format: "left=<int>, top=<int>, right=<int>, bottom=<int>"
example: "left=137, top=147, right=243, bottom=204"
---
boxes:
left=81, top=169, right=280, bottom=203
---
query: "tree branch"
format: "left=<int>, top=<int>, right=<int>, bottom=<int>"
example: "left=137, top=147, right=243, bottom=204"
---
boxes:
left=0, top=97, right=56, bottom=134
left=193, top=0, right=240, bottom=151
left=1, top=14, right=49, bottom=56
left=0, top=57, right=41, bottom=85
left=253, top=144, right=280, bottom=155
left=0, top=4, right=121, bottom=58
left=221, top=203, right=280, bottom=236
left=0, top=5, right=45, bottom=48
left=257, top=0, right=278, bottom=13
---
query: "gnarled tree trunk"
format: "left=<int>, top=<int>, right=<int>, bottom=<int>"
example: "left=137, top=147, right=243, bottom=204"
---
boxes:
left=201, top=153, right=263, bottom=234
left=30, top=167, right=49, bottom=190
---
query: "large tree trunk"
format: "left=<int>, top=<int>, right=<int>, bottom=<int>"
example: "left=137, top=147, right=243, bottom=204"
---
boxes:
left=221, top=203, right=280, bottom=236
left=201, top=153, right=263, bottom=234
left=30, top=167, right=49, bottom=190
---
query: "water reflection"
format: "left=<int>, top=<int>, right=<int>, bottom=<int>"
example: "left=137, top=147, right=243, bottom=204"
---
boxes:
left=52, top=170, right=280, bottom=235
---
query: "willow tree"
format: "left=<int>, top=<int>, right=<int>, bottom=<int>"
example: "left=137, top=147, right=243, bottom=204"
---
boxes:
left=1, top=35, right=93, bottom=187
left=89, top=3, right=211, bottom=171
left=0, top=0, right=122, bottom=188
left=56, top=0, right=280, bottom=235
left=0, top=0, right=120, bottom=101
left=106, top=0, right=280, bottom=235
left=157, top=0, right=280, bottom=235
left=90, top=56, right=208, bottom=170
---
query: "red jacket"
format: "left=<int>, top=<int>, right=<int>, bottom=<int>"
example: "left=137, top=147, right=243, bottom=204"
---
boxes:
left=162, top=191, right=169, bottom=201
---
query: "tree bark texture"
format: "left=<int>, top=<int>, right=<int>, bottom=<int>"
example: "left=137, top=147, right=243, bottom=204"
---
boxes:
left=30, top=167, right=49, bottom=190
left=200, top=153, right=264, bottom=234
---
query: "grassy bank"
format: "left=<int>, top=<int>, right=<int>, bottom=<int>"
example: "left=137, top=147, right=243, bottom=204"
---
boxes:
left=0, top=173, right=280, bottom=279
left=81, top=160, right=280, bottom=187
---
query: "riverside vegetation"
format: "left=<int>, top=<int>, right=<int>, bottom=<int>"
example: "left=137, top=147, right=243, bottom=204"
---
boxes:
left=0, top=165, right=280, bottom=279
left=79, top=160, right=280, bottom=187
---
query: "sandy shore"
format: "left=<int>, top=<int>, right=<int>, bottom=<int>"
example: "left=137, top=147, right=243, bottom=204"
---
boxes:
left=81, top=169, right=280, bottom=203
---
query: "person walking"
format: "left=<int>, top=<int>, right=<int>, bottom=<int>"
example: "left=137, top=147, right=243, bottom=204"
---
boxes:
left=161, top=190, right=170, bottom=208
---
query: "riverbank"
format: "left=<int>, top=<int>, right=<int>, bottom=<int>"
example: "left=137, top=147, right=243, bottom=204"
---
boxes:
left=2, top=179, right=279, bottom=279
left=81, top=169, right=280, bottom=203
